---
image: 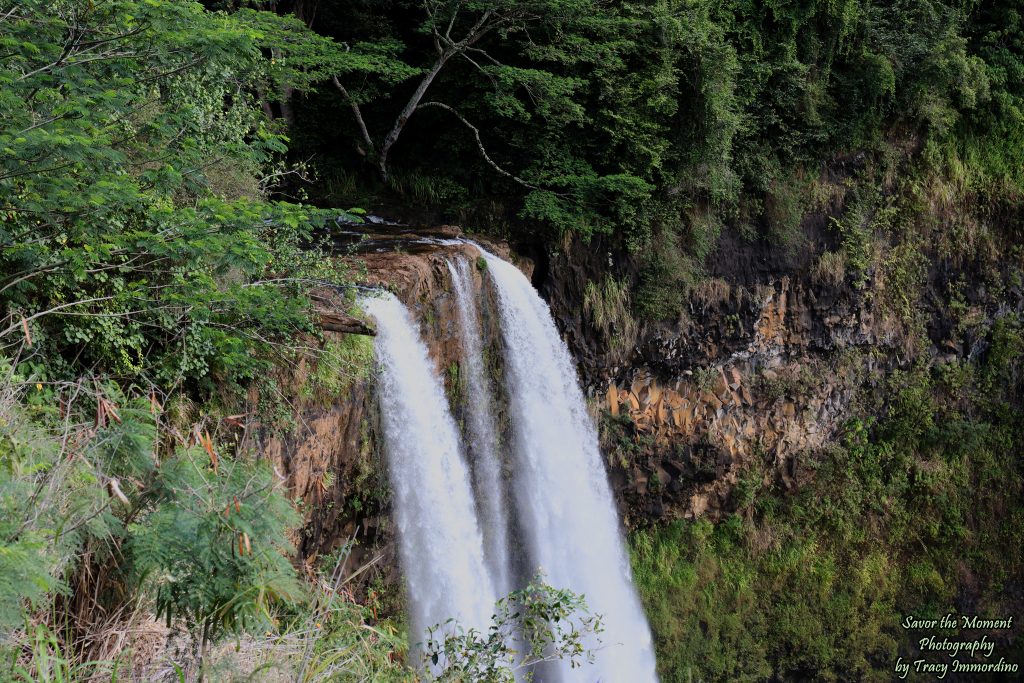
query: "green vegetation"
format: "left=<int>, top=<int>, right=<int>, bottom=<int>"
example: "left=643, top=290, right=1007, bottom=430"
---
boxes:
left=693, top=366, right=720, bottom=395
left=303, top=333, right=376, bottom=404
left=1, top=1, right=362, bottom=394
left=282, top=0, right=1023, bottom=318
left=2, top=0, right=1022, bottom=679
left=583, top=276, right=638, bottom=357
left=0, top=360, right=302, bottom=679
left=753, top=365, right=818, bottom=403
left=0, top=0, right=365, bottom=677
left=195, top=544, right=411, bottom=682
left=632, top=332, right=1024, bottom=682
left=421, top=576, right=602, bottom=682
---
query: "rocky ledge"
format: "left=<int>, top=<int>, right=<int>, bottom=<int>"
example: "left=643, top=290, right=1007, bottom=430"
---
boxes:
left=258, top=226, right=521, bottom=587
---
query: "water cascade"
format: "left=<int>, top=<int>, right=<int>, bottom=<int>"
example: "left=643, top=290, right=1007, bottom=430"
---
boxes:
left=361, top=292, right=496, bottom=649
left=479, top=248, right=659, bottom=683
left=365, top=248, right=658, bottom=681
left=447, top=259, right=514, bottom=596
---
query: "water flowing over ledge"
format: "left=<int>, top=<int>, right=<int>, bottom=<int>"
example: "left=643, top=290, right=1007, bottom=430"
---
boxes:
left=364, top=246, right=658, bottom=682
left=447, top=259, right=515, bottom=598
left=360, top=291, right=496, bottom=654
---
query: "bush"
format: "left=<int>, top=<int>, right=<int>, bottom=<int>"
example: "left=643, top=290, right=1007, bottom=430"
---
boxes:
left=421, top=576, right=602, bottom=682
left=0, top=364, right=305, bottom=677
left=583, top=276, right=639, bottom=357
left=303, top=331, right=376, bottom=404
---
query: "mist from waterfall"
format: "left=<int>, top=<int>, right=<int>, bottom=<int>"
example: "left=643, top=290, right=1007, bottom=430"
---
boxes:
left=479, top=248, right=659, bottom=683
left=447, top=259, right=514, bottom=596
left=360, top=292, right=496, bottom=651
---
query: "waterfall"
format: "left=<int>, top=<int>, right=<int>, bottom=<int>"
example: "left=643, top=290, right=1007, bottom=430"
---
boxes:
left=447, top=259, right=514, bottom=596
left=479, top=248, right=660, bottom=683
left=361, top=292, right=496, bottom=653
left=365, top=249, right=657, bottom=681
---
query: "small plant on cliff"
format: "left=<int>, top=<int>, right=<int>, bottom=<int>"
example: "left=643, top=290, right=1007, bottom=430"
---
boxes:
left=304, top=334, right=376, bottom=404
left=754, top=365, right=816, bottom=403
left=693, top=366, right=719, bottom=394
left=583, top=276, right=639, bottom=357
left=445, top=362, right=464, bottom=408
left=833, top=213, right=874, bottom=290
left=812, top=251, right=847, bottom=286
left=420, top=576, right=602, bottom=682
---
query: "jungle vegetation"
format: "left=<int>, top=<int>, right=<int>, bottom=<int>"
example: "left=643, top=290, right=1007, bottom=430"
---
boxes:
left=1, top=0, right=1022, bottom=680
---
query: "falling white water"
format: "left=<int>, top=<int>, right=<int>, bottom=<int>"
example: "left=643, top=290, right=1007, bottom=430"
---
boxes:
left=361, top=292, right=496, bottom=653
left=447, top=259, right=514, bottom=596
left=479, top=248, right=660, bottom=683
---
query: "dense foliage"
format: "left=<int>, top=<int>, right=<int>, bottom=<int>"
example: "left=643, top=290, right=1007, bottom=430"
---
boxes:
left=282, top=0, right=1022, bottom=315
left=0, top=0, right=363, bottom=392
left=0, top=1, right=356, bottom=678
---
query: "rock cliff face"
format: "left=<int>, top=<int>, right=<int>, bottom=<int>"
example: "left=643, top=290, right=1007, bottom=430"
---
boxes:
left=263, top=218, right=1020, bottom=579
left=587, top=272, right=882, bottom=526
left=539, top=223, right=1022, bottom=527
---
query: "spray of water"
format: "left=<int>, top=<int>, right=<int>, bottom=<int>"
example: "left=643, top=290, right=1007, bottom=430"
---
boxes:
left=478, top=247, right=660, bottom=683
left=447, top=259, right=514, bottom=596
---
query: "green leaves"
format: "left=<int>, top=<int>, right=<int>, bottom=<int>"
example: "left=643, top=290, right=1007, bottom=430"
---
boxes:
left=0, top=1, right=364, bottom=669
left=420, top=575, right=603, bottom=681
left=130, top=445, right=302, bottom=641
left=0, top=366, right=305, bottom=653
left=0, top=1, right=358, bottom=391
left=235, top=9, right=419, bottom=99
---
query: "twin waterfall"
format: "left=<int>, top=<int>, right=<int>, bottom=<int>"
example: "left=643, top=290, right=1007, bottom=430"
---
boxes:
left=362, top=247, right=658, bottom=682
left=361, top=293, right=496, bottom=639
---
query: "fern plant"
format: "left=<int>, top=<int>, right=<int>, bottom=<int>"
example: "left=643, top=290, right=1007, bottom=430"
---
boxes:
left=129, top=447, right=303, bottom=660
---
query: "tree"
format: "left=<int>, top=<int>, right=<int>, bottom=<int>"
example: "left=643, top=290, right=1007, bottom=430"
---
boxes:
left=0, top=0, right=359, bottom=392
left=130, top=443, right=302, bottom=676
left=0, top=2, right=361, bottom=675
left=329, top=0, right=593, bottom=182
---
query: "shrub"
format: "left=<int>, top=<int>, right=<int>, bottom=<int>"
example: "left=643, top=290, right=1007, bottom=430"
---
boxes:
left=303, top=332, right=376, bottom=404
left=421, top=576, right=602, bottom=682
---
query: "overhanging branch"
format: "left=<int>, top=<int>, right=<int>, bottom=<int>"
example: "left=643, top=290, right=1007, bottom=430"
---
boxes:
left=417, top=101, right=541, bottom=191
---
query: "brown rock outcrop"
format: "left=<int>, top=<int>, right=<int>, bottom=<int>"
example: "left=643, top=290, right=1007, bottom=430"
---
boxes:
left=258, top=231, right=504, bottom=585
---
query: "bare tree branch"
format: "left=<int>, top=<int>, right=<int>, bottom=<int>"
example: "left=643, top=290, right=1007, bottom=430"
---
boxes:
left=462, top=53, right=501, bottom=89
left=417, top=101, right=542, bottom=191
left=375, top=6, right=510, bottom=181
left=376, top=54, right=452, bottom=181
left=332, top=76, right=375, bottom=156
left=444, top=5, right=461, bottom=40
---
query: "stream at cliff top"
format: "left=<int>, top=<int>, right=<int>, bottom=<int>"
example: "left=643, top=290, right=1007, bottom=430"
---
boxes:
left=364, top=250, right=658, bottom=682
